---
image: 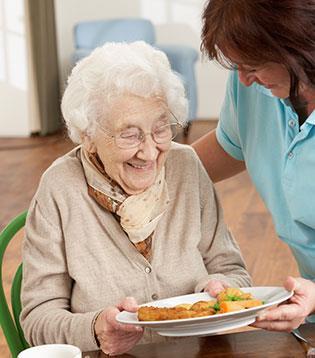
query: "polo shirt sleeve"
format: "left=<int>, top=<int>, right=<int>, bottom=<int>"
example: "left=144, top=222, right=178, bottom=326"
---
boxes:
left=216, top=71, right=245, bottom=161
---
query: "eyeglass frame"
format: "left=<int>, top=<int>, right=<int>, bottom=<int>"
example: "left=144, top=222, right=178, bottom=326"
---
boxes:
left=96, top=110, right=183, bottom=149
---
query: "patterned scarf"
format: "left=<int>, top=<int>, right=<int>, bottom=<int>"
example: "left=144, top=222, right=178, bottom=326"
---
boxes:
left=80, top=147, right=169, bottom=260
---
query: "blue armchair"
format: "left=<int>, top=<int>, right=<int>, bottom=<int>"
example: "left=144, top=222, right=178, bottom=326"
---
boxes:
left=72, top=18, right=198, bottom=121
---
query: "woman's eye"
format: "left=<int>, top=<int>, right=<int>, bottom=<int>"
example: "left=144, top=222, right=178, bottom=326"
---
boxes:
left=155, top=126, right=167, bottom=134
left=120, top=133, right=138, bottom=139
left=119, top=129, right=139, bottom=139
left=240, top=66, right=255, bottom=73
left=154, top=125, right=171, bottom=137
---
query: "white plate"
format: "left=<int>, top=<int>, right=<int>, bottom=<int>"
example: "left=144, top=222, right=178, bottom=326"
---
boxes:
left=116, top=287, right=293, bottom=337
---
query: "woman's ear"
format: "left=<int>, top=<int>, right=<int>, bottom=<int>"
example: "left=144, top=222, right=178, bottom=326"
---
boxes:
left=82, top=135, right=97, bottom=153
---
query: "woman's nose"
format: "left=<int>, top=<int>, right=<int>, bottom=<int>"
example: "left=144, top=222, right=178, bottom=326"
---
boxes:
left=137, top=135, right=159, bottom=160
left=238, top=70, right=256, bottom=87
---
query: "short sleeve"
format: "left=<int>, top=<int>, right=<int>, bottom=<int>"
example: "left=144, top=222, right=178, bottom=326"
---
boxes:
left=216, top=71, right=244, bottom=161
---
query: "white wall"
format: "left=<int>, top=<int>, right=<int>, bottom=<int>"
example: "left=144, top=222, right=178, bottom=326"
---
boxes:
left=0, top=0, right=32, bottom=136
left=54, top=0, right=229, bottom=119
left=0, top=82, right=30, bottom=136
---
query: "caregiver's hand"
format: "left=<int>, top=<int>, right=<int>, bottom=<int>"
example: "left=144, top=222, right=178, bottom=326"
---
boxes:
left=94, top=296, right=144, bottom=356
left=252, top=276, right=315, bottom=332
left=204, top=278, right=230, bottom=297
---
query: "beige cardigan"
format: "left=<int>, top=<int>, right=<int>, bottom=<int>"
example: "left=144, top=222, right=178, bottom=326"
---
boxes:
left=21, top=142, right=251, bottom=352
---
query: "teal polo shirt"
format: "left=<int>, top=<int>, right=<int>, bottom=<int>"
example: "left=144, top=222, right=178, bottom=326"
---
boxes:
left=216, top=70, right=315, bottom=281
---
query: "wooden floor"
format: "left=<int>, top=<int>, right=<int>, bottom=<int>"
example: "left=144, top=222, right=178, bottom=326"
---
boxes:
left=0, top=120, right=299, bottom=357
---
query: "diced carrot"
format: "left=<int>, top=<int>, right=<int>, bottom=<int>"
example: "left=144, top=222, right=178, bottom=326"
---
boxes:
left=219, top=301, right=245, bottom=313
left=219, top=299, right=263, bottom=313
left=237, top=299, right=263, bottom=308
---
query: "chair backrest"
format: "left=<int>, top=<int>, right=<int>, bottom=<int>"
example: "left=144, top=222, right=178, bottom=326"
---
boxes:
left=74, top=18, right=156, bottom=49
left=0, top=211, right=29, bottom=357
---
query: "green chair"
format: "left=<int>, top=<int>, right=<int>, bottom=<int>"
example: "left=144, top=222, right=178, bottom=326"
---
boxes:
left=0, top=211, right=29, bottom=357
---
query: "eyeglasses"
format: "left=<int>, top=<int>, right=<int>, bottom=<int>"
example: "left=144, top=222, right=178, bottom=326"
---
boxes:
left=98, top=113, right=182, bottom=149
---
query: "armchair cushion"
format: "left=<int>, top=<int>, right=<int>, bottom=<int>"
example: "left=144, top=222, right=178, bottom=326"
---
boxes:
left=72, top=18, right=198, bottom=120
left=74, top=19, right=155, bottom=49
left=157, top=45, right=198, bottom=119
left=156, top=45, right=198, bottom=73
left=72, top=48, right=93, bottom=64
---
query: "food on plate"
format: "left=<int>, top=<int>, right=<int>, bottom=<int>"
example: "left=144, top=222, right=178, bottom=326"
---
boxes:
left=190, top=300, right=217, bottom=311
left=137, top=288, right=264, bottom=321
left=217, top=287, right=253, bottom=302
left=137, top=306, right=216, bottom=321
left=175, top=303, right=193, bottom=310
left=219, top=299, right=263, bottom=313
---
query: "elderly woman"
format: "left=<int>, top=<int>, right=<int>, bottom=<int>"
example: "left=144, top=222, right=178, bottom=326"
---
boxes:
left=21, top=41, right=250, bottom=356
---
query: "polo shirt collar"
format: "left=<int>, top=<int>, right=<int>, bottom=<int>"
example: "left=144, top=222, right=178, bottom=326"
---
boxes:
left=305, top=109, right=315, bottom=125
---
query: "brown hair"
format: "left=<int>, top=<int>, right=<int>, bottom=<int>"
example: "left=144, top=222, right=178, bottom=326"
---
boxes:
left=201, top=0, right=315, bottom=101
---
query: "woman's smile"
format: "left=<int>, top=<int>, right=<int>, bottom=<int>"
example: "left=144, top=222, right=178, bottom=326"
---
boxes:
left=126, top=161, right=155, bottom=170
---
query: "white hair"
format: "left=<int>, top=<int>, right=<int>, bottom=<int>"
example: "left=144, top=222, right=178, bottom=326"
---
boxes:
left=61, top=41, right=188, bottom=143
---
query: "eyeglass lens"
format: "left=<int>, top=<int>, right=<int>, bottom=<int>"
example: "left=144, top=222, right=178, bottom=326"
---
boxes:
left=115, top=123, right=178, bottom=149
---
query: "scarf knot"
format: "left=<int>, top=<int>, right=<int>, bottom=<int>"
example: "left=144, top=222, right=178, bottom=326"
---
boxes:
left=80, top=147, right=169, bottom=260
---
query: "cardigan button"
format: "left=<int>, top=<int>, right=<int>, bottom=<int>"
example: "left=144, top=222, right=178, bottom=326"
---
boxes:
left=151, top=293, right=158, bottom=300
left=145, top=266, right=152, bottom=274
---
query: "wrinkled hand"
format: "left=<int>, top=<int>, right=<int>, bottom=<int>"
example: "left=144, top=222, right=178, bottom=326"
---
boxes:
left=252, top=276, right=315, bottom=332
left=94, top=296, right=144, bottom=356
left=204, top=278, right=230, bottom=297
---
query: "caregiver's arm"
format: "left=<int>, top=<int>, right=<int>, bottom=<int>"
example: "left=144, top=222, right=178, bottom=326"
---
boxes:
left=192, top=129, right=246, bottom=183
